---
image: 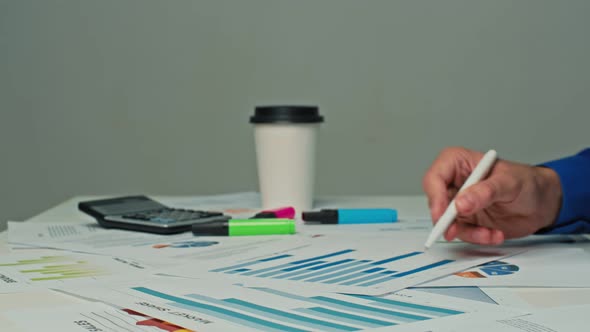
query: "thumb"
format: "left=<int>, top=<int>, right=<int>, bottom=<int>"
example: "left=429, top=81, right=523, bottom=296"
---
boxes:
left=455, top=175, right=517, bottom=216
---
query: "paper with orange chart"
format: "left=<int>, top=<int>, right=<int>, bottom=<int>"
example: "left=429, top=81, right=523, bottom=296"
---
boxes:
left=51, top=278, right=524, bottom=332
left=162, top=232, right=525, bottom=295
left=420, top=247, right=590, bottom=288
left=0, top=302, right=194, bottom=332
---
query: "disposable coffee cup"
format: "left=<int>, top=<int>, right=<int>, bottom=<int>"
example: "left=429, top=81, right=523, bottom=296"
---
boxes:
left=250, top=105, right=324, bottom=214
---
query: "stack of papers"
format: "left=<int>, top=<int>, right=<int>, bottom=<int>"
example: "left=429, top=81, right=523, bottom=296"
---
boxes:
left=2, top=192, right=590, bottom=331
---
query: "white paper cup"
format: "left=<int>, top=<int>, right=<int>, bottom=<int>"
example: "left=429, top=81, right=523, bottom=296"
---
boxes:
left=250, top=106, right=324, bottom=214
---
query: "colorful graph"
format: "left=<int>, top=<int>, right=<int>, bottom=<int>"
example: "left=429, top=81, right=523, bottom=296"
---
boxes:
left=0, top=255, right=108, bottom=281
left=123, top=309, right=194, bottom=331
left=210, top=249, right=454, bottom=287
left=455, top=261, right=519, bottom=278
left=132, top=286, right=464, bottom=331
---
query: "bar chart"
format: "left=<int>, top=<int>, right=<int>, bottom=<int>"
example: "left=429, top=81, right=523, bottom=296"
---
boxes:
left=0, top=255, right=108, bottom=281
left=209, top=249, right=454, bottom=288
left=0, top=253, right=153, bottom=292
left=131, top=285, right=465, bottom=332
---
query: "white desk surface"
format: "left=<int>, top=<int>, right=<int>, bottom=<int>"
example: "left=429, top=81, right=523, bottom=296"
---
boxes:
left=3, top=194, right=590, bottom=326
left=0, top=194, right=433, bottom=318
left=2, top=194, right=429, bottom=254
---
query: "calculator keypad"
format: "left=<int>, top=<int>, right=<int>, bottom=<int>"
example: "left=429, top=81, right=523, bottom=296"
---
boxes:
left=122, top=208, right=224, bottom=224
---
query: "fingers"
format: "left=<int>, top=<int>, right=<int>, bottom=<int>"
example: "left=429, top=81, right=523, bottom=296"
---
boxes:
left=454, top=223, right=505, bottom=245
left=423, top=173, right=450, bottom=223
left=444, top=223, right=458, bottom=241
left=423, top=148, right=467, bottom=222
left=443, top=221, right=505, bottom=245
left=455, top=173, right=520, bottom=216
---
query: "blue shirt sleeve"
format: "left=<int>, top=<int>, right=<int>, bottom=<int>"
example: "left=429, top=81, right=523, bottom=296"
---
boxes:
left=538, top=148, right=590, bottom=234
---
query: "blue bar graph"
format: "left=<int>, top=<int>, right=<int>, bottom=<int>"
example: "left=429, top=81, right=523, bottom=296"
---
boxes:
left=338, top=271, right=397, bottom=286
left=241, top=262, right=300, bottom=276
left=227, top=268, right=251, bottom=274
left=259, top=254, right=294, bottom=262
left=211, top=249, right=456, bottom=289
left=210, top=254, right=292, bottom=273
left=370, top=252, right=422, bottom=265
left=357, top=260, right=454, bottom=287
left=346, top=294, right=464, bottom=317
left=393, top=260, right=454, bottom=278
left=131, top=285, right=465, bottom=332
left=273, top=259, right=355, bottom=280
left=309, top=263, right=379, bottom=283
left=322, top=268, right=387, bottom=285
left=252, top=287, right=463, bottom=320
left=311, top=296, right=430, bottom=323
left=132, top=287, right=307, bottom=332
left=294, top=307, right=396, bottom=329
left=288, top=260, right=370, bottom=281
left=339, top=268, right=390, bottom=286
left=256, top=261, right=326, bottom=278
left=185, top=294, right=359, bottom=331
left=290, top=250, right=355, bottom=265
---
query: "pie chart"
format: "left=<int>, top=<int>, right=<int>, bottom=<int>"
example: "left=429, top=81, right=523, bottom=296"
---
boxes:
left=455, top=260, right=519, bottom=278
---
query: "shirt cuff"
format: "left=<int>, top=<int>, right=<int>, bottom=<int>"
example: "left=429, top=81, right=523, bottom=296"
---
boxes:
left=538, top=149, right=590, bottom=234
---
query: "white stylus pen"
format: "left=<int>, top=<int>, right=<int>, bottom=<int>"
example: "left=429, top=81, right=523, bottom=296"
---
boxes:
left=424, top=149, right=498, bottom=249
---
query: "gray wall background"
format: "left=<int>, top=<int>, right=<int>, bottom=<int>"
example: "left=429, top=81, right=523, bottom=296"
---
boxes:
left=1, top=0, right=589, bottom=228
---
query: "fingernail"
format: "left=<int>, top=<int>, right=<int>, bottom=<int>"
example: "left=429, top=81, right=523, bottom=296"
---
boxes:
left=456, top=194, right=475, bottom=212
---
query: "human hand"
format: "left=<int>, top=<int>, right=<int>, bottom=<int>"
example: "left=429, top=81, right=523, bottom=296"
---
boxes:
left=422, top=147, right=562, bottom=245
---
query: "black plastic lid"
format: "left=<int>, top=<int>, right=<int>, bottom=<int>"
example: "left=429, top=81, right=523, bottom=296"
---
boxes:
left=251, top=211, right=277, bottom=219
left=301, top=209, right=338, bottom=224
left=250, top=105, right=324, bottom=124
left=191, top=220, right=229, bottom=236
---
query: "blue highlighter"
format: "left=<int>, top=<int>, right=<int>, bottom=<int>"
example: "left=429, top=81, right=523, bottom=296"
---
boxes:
left=302, top=208, right=398, bottom=224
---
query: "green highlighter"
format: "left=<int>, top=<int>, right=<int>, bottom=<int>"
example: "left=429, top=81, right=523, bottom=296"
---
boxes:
left=191, top=218, right=295, bottom=236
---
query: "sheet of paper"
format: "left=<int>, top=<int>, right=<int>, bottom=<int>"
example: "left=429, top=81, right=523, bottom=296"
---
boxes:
left=1, top=302, right=195, bottom=332
left=8, top=221, right=199, bottom=250
left=0, top=250, right=154, bottom=293
left=8, top=222, right=295, bottom=266
left=0, top=289, right=97, bottom=331
left=298, top=219, right=433, bottom=236
left=421, top=247, right=590, bottom=288
left=413, top=286, right=498, bottom=304
left=163, top=232, right=523, bottom=295
left=482, top=287, right=590, bottom=310
left=54, top=278, right=523, bottom=332
left=453, top=304, right=590, bottom=331
left=0, top=288, right=87, bottom=310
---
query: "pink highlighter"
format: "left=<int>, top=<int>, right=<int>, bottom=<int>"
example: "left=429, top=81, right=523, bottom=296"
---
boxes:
left=251, top=206, right=296, bottom=219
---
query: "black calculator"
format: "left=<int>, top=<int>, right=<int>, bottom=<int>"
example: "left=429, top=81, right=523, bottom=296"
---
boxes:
left=78, top=195, right=229, bottom=234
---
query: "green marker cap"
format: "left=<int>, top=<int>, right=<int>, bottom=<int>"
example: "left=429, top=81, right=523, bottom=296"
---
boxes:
left=191, top=218, right=295, bottom=236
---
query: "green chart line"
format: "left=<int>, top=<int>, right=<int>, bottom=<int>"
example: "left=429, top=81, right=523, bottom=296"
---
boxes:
left=30, top=271, right=110, bottom=281
left=0, top=256, right=71, bottom=266
left=3, top=258, right=110, bottom=281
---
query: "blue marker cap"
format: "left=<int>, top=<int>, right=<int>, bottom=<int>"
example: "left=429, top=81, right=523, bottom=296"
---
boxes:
left=302, top=208, right=398, bottom=224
